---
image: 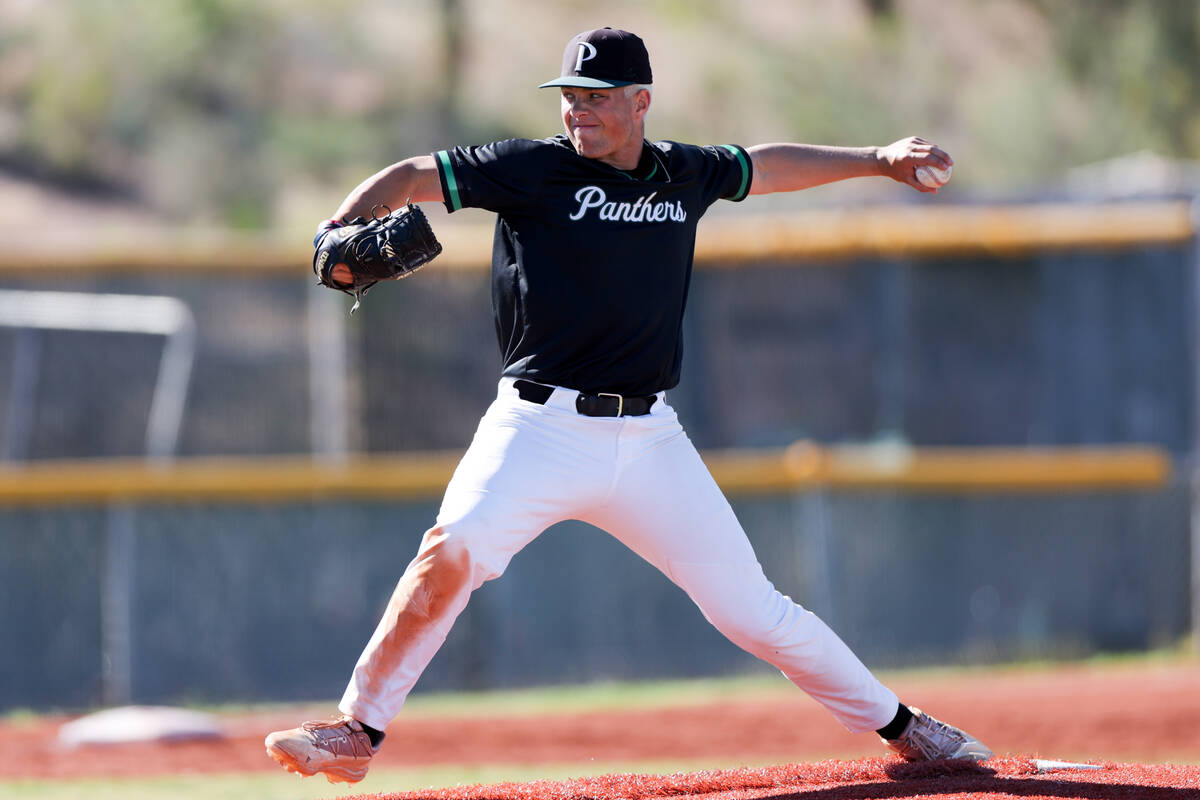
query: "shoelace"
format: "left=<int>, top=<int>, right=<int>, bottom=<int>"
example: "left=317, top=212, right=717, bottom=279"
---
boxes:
left=301, top=717, right=373, bottom=754
left=907, top=715, right=965, bottom=758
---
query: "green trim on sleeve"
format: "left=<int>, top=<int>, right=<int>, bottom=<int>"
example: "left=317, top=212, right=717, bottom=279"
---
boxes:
left=722, top=144, right=752, bottom=201
left=436, top=150, right=463, bottom=211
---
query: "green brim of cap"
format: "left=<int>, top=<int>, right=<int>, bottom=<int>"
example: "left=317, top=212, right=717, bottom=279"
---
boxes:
left=538, top=76, right=636, bottom=88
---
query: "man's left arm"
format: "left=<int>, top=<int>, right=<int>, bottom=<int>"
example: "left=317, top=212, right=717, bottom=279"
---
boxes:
left=747, top=137, right=952, bottom=195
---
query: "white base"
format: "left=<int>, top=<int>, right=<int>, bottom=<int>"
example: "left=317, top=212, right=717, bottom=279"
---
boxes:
left=58, top=706, right=225, bottom=747
left=1033, top=759, right=1104, bottom=773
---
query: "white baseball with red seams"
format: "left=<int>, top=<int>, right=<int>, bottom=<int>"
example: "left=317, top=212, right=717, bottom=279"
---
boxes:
left=915, top=163, right=952, bottom=188
left=338, top=377, right=900, bottom=734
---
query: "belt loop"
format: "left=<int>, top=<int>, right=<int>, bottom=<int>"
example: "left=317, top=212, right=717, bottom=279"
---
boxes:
left=513, top=379, right=554, bottom=405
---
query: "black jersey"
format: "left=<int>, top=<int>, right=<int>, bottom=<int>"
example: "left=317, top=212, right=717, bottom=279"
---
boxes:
left=434, top=134, right=752, bottom=396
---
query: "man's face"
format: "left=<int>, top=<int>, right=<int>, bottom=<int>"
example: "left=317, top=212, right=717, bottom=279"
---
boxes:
left=560, top=86, right=647, bottom=164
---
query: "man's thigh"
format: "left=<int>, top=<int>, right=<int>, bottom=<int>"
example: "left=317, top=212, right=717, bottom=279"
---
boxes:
left=436, top=394, right=614, bottom=559
left=581, top=418, right=759, bottom=574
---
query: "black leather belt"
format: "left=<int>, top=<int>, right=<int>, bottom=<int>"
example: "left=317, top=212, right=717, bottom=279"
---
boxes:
left=514, top=379, right=657, bottom=417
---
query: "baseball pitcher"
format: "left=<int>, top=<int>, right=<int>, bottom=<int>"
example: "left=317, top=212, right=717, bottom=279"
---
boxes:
left=267, top=27, right=986, bottom=784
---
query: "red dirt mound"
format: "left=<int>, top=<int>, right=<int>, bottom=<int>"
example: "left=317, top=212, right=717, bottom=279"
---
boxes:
left=361, top=758, right=1199, bottom=800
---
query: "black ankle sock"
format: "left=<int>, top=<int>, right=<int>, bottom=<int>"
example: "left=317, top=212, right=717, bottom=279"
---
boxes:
left=360, top=722, right=386, bottom=748
left=876, top=703, right=913, bottom=740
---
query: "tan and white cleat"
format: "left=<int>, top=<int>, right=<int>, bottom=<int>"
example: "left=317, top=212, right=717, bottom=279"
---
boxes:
left=264, top=714, right=380, bottom=784
left=882, top=706, right=992, bottom=762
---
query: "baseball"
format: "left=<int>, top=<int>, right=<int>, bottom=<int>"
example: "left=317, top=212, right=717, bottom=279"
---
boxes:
left=915, top=163, right=952, bottom=188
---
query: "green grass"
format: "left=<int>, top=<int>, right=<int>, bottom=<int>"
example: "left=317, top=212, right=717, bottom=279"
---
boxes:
left=366, top=672, right=795, bottom=718
left=13, top=646, right=1196, bottom=725
left=192, top=644, right=1199, bottom=722
left=160, top=671, right=801, bottom=725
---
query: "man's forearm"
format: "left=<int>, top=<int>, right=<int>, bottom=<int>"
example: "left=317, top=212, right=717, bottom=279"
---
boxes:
left=747, top=137, right=952, bottom=196
left=747, top=143, right=881, bottom=195
left=333, top=156, right=443, bottom=220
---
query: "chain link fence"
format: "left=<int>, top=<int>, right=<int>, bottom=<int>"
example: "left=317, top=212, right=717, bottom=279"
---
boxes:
left=0, top=482, right=1188, bottom=712
left=0, top=204, right=1195, bottom=711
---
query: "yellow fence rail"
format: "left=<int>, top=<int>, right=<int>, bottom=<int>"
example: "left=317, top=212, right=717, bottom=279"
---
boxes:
left=0, top=444, right=1171, bottom=507
left=1, top=202, right=1193, bottom=275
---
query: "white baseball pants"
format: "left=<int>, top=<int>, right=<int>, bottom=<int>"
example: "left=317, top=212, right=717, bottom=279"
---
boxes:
left=340, top=378, right=898, bottom=733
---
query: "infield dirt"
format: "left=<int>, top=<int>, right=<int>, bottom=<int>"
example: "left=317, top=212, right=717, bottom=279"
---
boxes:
left=4, top=659, right=1197, bottom=783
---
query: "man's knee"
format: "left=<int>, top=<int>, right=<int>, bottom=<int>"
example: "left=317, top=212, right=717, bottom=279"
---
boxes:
left=673, top=562, right=802, bottom=649
left=415, top=520, right=503, bottom=592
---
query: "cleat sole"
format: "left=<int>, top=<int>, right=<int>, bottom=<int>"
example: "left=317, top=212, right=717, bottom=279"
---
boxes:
left=265, top=742, right=367, bottom=783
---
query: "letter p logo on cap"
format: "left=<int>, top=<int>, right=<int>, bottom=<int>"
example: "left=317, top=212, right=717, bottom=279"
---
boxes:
left=575, top=42, right=597, bottom=72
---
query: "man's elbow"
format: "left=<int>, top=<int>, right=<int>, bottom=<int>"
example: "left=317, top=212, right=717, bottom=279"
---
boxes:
left=747, top=168, right=783, bottom=196
left=747, top=174, right=772, bottom=196
left=386, top=156, right=443, bottom=206
left=746, top=155, right=774, bottom=195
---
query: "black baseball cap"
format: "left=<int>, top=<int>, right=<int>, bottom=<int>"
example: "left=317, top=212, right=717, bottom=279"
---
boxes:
left=538, top=28, right=653, bottom=89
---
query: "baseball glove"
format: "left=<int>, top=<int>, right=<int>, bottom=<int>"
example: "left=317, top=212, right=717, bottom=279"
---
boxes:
left=312, top=202, right=443, bottom=313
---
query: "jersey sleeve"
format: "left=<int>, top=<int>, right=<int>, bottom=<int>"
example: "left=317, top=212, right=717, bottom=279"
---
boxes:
left=433, top=138, right=551, bottom=214
left=697, top=143, right=754, bottom=206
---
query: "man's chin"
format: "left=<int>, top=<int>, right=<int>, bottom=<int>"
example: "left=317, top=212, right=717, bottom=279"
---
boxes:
left=571, top=134, right=605, bottom=159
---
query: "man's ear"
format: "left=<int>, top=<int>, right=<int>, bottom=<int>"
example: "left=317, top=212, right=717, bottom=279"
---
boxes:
left=635, top=88, right=651, bottom=116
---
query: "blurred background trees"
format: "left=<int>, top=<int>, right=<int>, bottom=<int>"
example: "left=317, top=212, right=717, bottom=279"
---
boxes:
left=0, top=1, right=1196, bottom=709
left=0, top=0, right=1195, bottom=230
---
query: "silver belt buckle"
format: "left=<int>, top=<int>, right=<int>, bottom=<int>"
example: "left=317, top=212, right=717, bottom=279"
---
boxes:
left=598, top=392, right=624, bottom=416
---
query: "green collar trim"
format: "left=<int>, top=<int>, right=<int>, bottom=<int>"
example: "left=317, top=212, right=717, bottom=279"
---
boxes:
left=618, top=145, right=659, bottom=181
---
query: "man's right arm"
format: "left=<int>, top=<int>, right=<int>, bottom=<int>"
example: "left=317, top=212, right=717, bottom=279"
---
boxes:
left=747, top=137, right=952, bottom=195
left=331, top=155, right=445, bottom=220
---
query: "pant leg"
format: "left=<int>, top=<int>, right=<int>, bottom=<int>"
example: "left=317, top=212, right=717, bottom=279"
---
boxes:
left=339, top=385, right=611, bottom=730
left=580, top=404, right=898, bottom=734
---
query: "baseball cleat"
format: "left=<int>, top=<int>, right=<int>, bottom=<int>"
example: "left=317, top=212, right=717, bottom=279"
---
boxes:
left=264, top=714, right=380, bottom=784
left=882, top=706, right=993, bottom=762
